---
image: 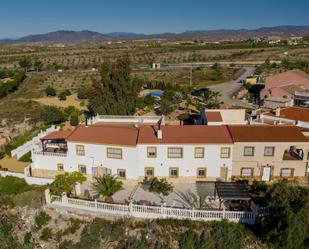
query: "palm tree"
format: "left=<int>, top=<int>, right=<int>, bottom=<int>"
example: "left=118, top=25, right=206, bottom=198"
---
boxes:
left=175, top=190, right=210, bottom=210
left=91, top=175, right=123, bottom=202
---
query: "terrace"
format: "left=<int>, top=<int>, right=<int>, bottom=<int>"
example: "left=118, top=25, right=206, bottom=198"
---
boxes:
left=283, top=146, right=304, bottom=160
left=34, top=130, right=71, bottom=156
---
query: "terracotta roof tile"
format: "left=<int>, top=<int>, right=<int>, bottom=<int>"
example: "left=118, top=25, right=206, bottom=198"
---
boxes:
left=41, top=131, right=73, bottom=141
left=66, top=125, right=139, bottom=146
left=263, top=107, right=309, bottom=123
left=138, top=125, right=233, bottom=144
left=205, top=111, right=223, bottom=122
left=227, top=125, right=307, bottom=142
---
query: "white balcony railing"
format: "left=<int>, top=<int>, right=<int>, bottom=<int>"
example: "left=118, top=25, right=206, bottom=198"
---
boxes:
left=45, top=189, right=257, bottom=224
left=32, top=150, right=67, bottom=157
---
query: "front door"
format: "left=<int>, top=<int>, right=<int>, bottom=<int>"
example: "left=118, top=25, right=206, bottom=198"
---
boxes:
left=220, top=166, right=228, bottom=182
left=262, top=166, right=271, bottom=181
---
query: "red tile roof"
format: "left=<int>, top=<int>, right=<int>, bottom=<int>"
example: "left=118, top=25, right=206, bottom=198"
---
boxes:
left=263, top=107, right=309, bottom=123
left=261, top=70, right=309, bottom=99
left=138, top=125, right=233, bottom=144
left=265, top=70, right=309, bottom=89
left=205, top=111, right=223, bottom=122
left=66, top=125, right=139, bottom=146
left=41, top=131, right=73, bottom=141
left=227, top=125, right=307, bottom=142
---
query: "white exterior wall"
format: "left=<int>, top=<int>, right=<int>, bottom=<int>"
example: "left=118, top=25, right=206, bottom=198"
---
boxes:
left=32, top=142, right=232, bottom=180
left=66, top=142, right=139, bottom=179
left=138, top=144, right=233, bottom=179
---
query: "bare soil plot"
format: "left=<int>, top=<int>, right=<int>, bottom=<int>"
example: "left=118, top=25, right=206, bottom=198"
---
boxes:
left=34, top=93, right=87, bottom=110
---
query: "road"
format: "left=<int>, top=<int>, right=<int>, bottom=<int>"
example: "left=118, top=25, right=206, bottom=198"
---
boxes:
left=208, top=67, right=257, bottom=109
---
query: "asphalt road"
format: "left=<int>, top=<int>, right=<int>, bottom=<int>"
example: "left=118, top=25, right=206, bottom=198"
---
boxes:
left=208, top=67, right=257, bottom=109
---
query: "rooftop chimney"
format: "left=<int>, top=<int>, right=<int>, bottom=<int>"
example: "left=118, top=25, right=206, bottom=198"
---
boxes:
left=275, top=107, right=281, bottom=117
left=157, top=129, right=162, bottom=139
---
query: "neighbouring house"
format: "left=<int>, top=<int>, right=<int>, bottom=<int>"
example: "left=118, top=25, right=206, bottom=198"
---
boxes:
left=228, top=125, right=308, bottom=181
left=30, top=115, right=309, bottom=183
left=245, top=75, right=259, bottom=85
left=205, top=109, right=246, bottom=125
left=251, top=107, right=309, bottom=129
left=260, top=70, right=309, bottom=108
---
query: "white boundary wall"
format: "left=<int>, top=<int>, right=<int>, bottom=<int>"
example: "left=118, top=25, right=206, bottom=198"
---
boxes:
left=0, top=170, right=54, bottom=185
left=45, top=189, right=257, bottom=224
left=11, top=126, right=60, bottom=159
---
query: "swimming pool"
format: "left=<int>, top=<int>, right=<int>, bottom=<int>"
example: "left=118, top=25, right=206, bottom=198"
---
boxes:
left=148, top=91, right=164, bottom=97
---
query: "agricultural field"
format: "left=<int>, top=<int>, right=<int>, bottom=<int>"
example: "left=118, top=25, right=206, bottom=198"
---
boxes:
left=1, top=41, right=309, bottom=70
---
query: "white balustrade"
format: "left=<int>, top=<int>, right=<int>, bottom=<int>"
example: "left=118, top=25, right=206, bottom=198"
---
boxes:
left=47, top=190, right=257, bottom=224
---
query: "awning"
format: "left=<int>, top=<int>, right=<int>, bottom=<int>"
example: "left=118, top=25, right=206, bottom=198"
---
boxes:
left=40, top=131, right=72, bottom=141
left=215, top=182, right=251, bottom=201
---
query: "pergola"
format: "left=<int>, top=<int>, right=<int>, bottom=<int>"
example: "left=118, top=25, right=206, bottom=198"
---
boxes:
left=214, top=182, right=251, bottom=209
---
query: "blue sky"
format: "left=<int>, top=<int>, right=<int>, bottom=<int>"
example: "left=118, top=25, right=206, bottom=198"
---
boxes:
left=1, top=0, right=309, bottom=39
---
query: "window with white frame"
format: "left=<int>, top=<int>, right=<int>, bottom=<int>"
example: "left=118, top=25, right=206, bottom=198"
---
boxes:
left=169, top=167, right=179, bottom=178
left=76, top=145, right=85, bottom=156
left=107, top=147, right=122, bottom=159
left=78, top=165, right=87, bottom=174
left=197, top=168, right=207, bottom=178
left=241, top=168, right=253, bottom=177
left=194, top=147, right=205, bottom=158
left=220, top=147, right=231, bottom=158
left=168, top=147, right=183, bottom=158
left=243, top=146, right=254, bottom=156
left=280, top=168, right=294, bottom=177
left=264, top=146, right=275, bottom=156
left=57, top=163, right=64, bottom=171
left=117, top=169, right=126, bottom=179
left=147, top=147, right=157, bottom=158
left=144, top=167, right=154, bottom=177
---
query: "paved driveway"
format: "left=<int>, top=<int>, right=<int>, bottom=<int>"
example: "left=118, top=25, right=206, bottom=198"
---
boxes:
left=112, top=182, right=220, bottom=209
left=208, top=67, right=257, bottom=108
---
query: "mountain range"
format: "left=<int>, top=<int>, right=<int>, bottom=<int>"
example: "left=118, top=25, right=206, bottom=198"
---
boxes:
left=1, top=25, right=309, bottom=44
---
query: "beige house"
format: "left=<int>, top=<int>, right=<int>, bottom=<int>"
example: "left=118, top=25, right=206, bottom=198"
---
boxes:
left=228, top=125, right=308, bottom=182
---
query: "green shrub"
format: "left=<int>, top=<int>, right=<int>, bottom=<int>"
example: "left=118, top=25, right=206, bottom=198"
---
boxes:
left=149, top=177, right=174, bottom=198
left=40, top=106, right=65, bottom=124
left=251, top=180, right=268, bottom=193
left=77, top=87, right=87, bottom=99
left=63, top=218, right=82, bottom=235
left=205, top=221, right=245, bottom=249
left=178, top=230, right=200, bottom=249
left=40, top=227, right=53, bottom=241
left=70, top=115, right=79, bottom=126
left=0, top=176, right=30, bottom=196
left=35, top=211, right=51, bottom=230
left=126, top=233, right=150, bottom=249
left=63, top=89, right=72, bottom=96
left=58, top=91, right=67, bottom=101
left=45, top=85, right=56, bottom=96
left=18, top=151, right=32, bottom=162
left=12, top=190, right=43, bottom=207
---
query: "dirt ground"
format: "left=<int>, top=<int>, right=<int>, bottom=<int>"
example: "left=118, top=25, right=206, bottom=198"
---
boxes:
left=34, top=93, right=87, bottom=110
left=0, top=156, right=29, bottom=173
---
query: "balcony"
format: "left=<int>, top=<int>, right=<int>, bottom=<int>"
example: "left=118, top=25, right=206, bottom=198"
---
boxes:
left=283, top=146, right=304, bottom=161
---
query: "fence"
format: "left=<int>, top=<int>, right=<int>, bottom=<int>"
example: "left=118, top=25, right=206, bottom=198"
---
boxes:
left=45, top=189, right=257, bottom=224
left=0, top=170, right=54, bottom=185
left=11, top=126, right=60, bottom=159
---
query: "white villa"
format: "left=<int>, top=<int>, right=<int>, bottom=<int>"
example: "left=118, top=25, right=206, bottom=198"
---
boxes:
left=30, top=115, right=309, bottom=183
left=31, top=116, right=233, bottom=182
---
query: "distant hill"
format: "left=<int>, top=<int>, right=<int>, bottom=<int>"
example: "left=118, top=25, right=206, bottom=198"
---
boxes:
left=1, top=25, right=309, bottom=44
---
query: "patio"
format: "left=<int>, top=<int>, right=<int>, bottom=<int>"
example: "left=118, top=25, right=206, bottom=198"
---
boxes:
left=80, top=180, right=251, bottom=211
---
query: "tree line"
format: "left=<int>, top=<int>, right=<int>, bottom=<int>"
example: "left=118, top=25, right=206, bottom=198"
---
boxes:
left=0, top=70, right=26, bottom=98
